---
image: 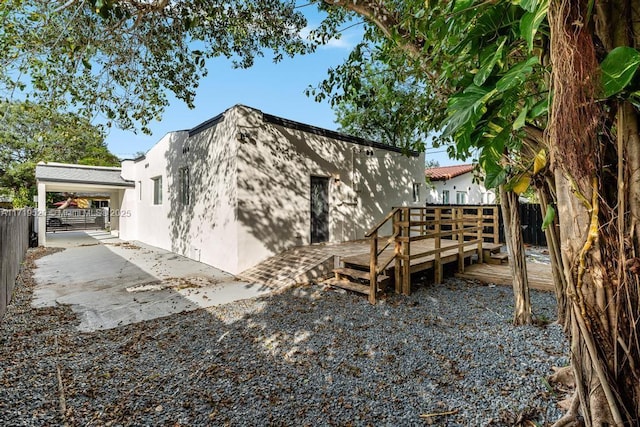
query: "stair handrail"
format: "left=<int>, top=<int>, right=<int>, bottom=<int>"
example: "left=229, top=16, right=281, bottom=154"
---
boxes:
left=364, top=207, right=401, bottom=238
left=365, top=207, right=402, bottom=304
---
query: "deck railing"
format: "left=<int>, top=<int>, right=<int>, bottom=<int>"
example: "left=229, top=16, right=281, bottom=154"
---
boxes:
left=365, top=205, right=500, bottom=303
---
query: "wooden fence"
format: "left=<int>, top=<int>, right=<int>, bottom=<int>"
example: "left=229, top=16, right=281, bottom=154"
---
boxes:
left=365, top=205, right=500, bottom=303
left=427, top=203, right=549, bottom=246
left=0, top=209, right=31, bottom=320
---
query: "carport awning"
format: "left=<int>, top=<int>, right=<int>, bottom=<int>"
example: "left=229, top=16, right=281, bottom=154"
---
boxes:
left=36, top=162, right=134, bottom=192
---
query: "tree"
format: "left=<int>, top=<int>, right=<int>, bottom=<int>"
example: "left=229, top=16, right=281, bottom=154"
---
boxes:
left=319, top=0, right=640, bottom=423
left=0, top=100, right=119, bottom=206
left=312, top=1, right=536, bottom=325
left=424, top=159, right=439, bottom=169
left=0, top=0, right=311, bottom=132
left=308, top=44, right=435, bottom=150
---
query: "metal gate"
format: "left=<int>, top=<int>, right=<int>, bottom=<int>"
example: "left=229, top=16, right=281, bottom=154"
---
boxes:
left=46, top=208, right=109, bottom=231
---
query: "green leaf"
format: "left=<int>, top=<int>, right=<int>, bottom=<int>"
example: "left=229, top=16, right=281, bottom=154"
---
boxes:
left=528, top=98, right=548, bottom=119
left=444, top=84, right=496, bottom=139
left=513, top=105, right=528, bottom=130
left=601, top=46, right=640, bottom=97
left=520, top=0, right=548, bottom=52
left=496, top=56, right=539, bottom=92
left=484, top=163, right=508, bottom=189
left=519, top=0, right=538, bottom=13
left=474, top=37, right=507, bottom=86
left=453, top=0, right=475, bottom=12
left=541, top=205, right=556, bottom=231
left=480, top=129, right=509, bottom=190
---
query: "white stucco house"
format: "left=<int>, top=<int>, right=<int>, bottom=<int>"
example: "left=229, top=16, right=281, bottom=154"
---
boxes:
left=37, top=105, right=425, bottom=274
left=425, top=164, right=496, bottom=205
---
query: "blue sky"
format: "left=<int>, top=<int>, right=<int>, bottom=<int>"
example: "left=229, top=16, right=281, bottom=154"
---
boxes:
left=103, top=12, right=461, bottom=167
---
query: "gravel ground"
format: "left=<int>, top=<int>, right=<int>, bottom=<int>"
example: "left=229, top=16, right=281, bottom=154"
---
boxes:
left=0, top=247, right=568, bottom=426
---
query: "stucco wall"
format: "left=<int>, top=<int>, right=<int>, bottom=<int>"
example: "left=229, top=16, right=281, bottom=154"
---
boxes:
left=426, top=172, right=496, bottom=204
left=234, top=106, right=425, bottom=272
left=121, top=105, right=425, bottom=275
left=120, top=118, right=240, bottom=274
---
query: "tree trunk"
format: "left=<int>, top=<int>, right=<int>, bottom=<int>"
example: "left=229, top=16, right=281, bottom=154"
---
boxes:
left=499, top=185, right=532, bottom=325
left=536, top=180, right=568, bottom=327
left=547, top=0, right=640, bottom=423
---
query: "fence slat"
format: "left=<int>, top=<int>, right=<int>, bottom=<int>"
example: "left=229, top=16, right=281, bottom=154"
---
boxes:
left=0, top=208, right=31, bottom=321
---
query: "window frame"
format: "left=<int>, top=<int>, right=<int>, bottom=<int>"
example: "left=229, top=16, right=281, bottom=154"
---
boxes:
left=179, top=167, right=190, bottom=205
left=152, top=176, right=162, bottom=205
left=412, top=183, right=421, bottom=203
left=442, top=190, right=450, bottom=204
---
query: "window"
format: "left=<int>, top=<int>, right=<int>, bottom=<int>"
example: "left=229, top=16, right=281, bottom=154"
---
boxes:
left=179, top=167, right=190, bottom=205
left=442, top=190, right=450, bottom=204
left=152, top=176, right=162, bottom=205
left=138, top=181, right=142, bottom=200
left=456, top=191, right=467, bottom=204
left=412, top=183, right=420, bottom=203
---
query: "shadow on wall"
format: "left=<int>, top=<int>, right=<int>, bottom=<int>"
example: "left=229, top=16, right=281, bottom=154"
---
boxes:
left=161, top=105, right=419, bottom=271
left=235, top=107, right=419, bottom=256
left=164, top=116, right=237, bottom=263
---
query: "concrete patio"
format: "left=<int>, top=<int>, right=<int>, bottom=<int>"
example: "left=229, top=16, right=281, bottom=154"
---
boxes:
left=32, top=231, right=272, bottom=332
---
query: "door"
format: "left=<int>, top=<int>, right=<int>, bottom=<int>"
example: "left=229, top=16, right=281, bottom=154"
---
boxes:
left=310, top=176, right=329, bottom=244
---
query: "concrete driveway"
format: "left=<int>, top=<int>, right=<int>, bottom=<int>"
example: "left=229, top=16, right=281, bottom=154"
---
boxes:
left=32, top=231, right=271, bottom=332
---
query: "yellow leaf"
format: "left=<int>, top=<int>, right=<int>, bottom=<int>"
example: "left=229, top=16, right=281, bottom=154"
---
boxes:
left=513, top=174, right=531, bottom=195
left=533, top=149, right=547, bottom=174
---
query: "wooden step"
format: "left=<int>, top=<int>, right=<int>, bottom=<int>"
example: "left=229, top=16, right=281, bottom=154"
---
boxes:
left=486, top=252, right=509, bottom=264
left=482, top=243, right=503, bottom=254
left=334, top=267, right=389, bottom=283
left=323, top=278, right=370, bottom=295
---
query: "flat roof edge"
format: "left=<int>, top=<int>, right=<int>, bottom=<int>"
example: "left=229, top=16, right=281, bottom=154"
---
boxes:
left=37, top=178, right=135, bottom=188
left=37, top=162, right=122, bottom=171
left=188, top=113, right=224, bottom=137
left=262, top=113, right=420, bottom=157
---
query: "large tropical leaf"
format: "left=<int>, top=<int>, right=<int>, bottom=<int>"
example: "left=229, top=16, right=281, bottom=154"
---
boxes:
left=520, top=0, right=548, bottom=52
left=443, top=84, right=496, bottom=138
left=519, top=0, right=539, bottom=13
left=496, top=56, right=539, bottom=92
left=601, top=46, right=640, bottom=97
left=474, top=37, right=507, bottom=86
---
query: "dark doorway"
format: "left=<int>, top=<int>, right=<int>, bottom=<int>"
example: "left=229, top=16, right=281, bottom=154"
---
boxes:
left=310, top=176, right=329, bottom=244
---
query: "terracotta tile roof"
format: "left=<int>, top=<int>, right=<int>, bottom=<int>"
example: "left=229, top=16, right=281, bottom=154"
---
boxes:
left=425, top=164, right=475, bottom=181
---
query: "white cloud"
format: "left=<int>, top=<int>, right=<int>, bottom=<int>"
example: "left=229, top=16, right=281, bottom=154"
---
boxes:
left=299, top=25, right=358, bottom=50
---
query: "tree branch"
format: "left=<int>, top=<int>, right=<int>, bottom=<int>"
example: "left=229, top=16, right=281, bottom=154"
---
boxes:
left=324, top=0, right=423, bottom=58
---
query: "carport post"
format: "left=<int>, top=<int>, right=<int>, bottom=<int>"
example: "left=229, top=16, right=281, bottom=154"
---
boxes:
left=37, top=182, right=46, bottom=246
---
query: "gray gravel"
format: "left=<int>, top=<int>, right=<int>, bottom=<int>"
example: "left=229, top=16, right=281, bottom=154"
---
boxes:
left=0, top=248, right=568, bottom=426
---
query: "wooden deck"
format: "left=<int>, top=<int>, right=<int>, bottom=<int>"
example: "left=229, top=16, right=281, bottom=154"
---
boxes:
left=326, top=206, right=505, bottom=303
left=340, top=238, right=482, bottom=275
left=455, top=261, right=554, bottom=292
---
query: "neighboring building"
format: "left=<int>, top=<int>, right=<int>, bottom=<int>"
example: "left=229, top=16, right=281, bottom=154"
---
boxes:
left=0, top=195, right=12, bottom=209
left=425, top=164, right=496, bottom=205
left=36, top=105, right=425, bottom=275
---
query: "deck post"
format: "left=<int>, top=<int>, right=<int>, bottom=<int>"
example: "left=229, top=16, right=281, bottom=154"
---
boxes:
left=402, top=207, right=411, bottom=295
left=394, top=210, right=402, bottom=294
left=477, top=207, right=483, bottom=264
left=492, top=205, right=499, bottom=243
left=369, top=231, right=378, bottom=304
left=434, top=208, right=443, bottom=284
left=457, top=208, right=465, bottom=273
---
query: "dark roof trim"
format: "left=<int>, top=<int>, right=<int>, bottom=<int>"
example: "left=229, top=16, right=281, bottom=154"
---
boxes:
left=189, top=113, right=224, bottom=137
left=262, top=113, right=420, bottom=157
left=39, top=178, right=136, bottom=188
left=133, top=154, right=146, bottom=163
